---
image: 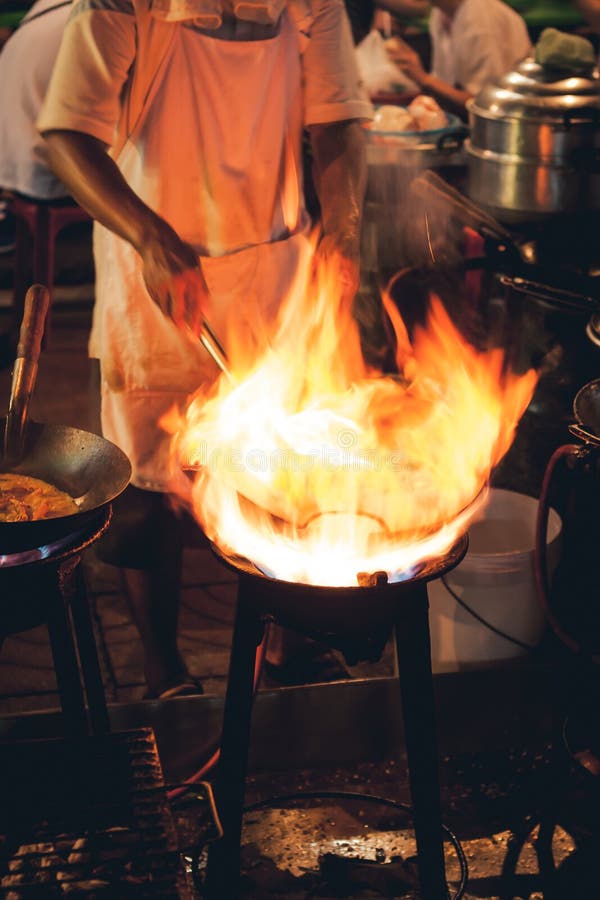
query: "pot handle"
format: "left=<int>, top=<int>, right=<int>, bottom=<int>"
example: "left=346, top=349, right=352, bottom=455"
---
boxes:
left=568, top=423, right=600, bottom=446
left=499, top=273, right=600, bottom=314
left=568, top=145, right=600, bottom=173
left=436, top=126, right=469, bottom=153
left=3, top=284, right=50, bottom=463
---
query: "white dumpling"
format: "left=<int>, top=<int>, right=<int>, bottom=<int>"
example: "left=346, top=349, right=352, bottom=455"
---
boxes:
left=372, top=105, right=417, bottom=133
left=407, top=95, right=447, bottom=131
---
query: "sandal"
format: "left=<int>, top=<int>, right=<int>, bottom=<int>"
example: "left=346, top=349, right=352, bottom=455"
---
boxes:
left=144, top=676, right=204, bottom=700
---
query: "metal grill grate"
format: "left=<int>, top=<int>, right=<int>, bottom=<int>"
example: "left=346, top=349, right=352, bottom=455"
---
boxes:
left=0, top=729, right=193, bottom=899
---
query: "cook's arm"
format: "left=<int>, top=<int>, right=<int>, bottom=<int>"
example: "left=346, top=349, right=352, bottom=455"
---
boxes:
left=42, top=129, right=209, bottom=333
left=410, top=73, right=471, bottom=116
left=386, top=38, right=470, bottom=115
left=309, top=119, right=367, bottom=301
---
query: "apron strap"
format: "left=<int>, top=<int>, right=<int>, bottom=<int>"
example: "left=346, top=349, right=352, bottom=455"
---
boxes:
left=113, top=12, right=177, bottom=161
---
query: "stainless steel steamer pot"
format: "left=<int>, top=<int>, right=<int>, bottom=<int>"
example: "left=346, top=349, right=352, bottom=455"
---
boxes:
left=466, top=59, right=600, bottom=223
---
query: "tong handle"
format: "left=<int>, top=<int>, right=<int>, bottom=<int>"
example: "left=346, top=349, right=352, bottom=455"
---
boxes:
left=4, top=284, right=50, bottom=462
left=17, top=284, right=50, bottom=362
left=199, top=319, right=235, bottom=384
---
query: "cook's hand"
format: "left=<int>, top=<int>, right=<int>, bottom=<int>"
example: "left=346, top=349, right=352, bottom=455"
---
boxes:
left=315, top=231, right=361, bottom=308
left=139, top=219, right=209, bottom=335
left=385, top=36, right=428, bottom=85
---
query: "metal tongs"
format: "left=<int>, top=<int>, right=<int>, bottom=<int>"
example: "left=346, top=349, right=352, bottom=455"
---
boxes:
left=3, top=284, right=49, bottom=464
left=198, top=319, right=235, bottom=384
left=410, top=171, right=600, bottom=314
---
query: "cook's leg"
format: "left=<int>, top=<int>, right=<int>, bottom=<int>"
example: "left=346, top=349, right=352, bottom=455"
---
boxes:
left=94, top=486, right=196, bottom=698
left=119, top=555, right=186, bottom=695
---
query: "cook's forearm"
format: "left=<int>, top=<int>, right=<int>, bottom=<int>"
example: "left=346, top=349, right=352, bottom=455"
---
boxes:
left=413, top=73, right=471, bottom=117
left=43, top=129, right=209, bottom=329
left=309, top=120, right=367, bottom=251
left=43, top=129, right=163, bottom=254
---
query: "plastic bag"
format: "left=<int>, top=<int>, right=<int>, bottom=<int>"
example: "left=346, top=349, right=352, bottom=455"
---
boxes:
left=355, top=29, right=418, bottom=95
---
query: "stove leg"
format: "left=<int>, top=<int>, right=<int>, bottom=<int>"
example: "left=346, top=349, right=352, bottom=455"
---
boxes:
left=69, top=564, right=110, bottom=736
left=205, top=577, right=264, bottom=899
left=46, top=576, right=88, bottom=737
left=394, top=582, right=448, bottom=900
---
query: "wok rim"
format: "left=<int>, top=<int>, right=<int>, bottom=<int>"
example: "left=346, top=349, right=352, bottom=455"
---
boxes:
left=0, top=419, right=131, bottom=552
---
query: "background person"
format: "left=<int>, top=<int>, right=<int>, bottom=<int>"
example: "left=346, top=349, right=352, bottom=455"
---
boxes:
left=345, top=0, right=430, bottom=46
left=386, top=0, right=532, bottom=115
left=38, top=0, right=372, bottom=698
left=0, top=0, right=73, bottom=254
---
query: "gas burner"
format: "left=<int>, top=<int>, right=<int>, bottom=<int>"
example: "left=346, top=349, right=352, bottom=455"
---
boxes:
left=0, top=511, right=108, bottom=568
left=1, top=532, right=80, bottom=568
left=210, top=533, right=469, bottom=646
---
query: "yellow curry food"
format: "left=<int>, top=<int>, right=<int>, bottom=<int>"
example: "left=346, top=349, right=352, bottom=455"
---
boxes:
left=0, top=473, right=78, bottom=522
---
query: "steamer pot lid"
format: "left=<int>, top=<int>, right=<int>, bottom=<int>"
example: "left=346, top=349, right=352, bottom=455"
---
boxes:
left=470, top=58, right=600, bottom=122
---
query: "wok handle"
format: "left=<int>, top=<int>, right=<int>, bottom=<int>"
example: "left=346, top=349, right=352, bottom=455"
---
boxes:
left=17, top=284, right=50, bottom=362
left=4, top=284, right=50, bottom=461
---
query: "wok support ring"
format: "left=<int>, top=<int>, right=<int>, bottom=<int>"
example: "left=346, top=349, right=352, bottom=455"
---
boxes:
left=205, top=537, right=468, bottom=900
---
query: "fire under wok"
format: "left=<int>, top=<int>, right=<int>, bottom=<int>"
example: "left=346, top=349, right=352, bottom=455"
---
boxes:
left=1, top=285, right=131, bottom=554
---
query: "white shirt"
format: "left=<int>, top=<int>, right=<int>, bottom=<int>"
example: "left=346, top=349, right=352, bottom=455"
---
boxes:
left=38, top=0, right=372, bottom=488
left=430, top=0, right=532, bottom=97
left=0, top=0, right=72, bottom=198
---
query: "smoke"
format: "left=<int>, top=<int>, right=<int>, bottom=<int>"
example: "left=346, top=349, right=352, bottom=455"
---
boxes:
left=361, top=161, right=466, bottom=281
left=357, top=162, right=549, bottom=380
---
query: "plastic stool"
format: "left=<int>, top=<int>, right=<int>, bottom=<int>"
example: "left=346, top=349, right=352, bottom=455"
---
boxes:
left=7, top=192, right=91, bottom=344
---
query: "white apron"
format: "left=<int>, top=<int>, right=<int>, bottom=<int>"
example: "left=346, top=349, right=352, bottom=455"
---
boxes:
left=94, top=9, right=310, bottom=490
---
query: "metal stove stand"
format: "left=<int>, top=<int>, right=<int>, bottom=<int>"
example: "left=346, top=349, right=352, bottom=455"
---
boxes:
left=204, top=538, right=468, bottom=900
left=0, top=509, right=112, bottom=737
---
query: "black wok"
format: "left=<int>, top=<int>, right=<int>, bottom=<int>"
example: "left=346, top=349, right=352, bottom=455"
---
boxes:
left=0, top=418, right=131, bottom=554
left=1, top=285, right=131, bottom=554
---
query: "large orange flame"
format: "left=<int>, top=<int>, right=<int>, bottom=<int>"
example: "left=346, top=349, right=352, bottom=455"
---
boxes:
left=167, top=238, right=537, bottom=587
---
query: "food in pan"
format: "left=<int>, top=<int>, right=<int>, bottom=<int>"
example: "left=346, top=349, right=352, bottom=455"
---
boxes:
left=0, top=473, right=78, bottom=522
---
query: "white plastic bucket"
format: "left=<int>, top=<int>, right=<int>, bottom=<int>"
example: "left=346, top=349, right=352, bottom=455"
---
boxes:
left=427, top=488, right=562, bottom=672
